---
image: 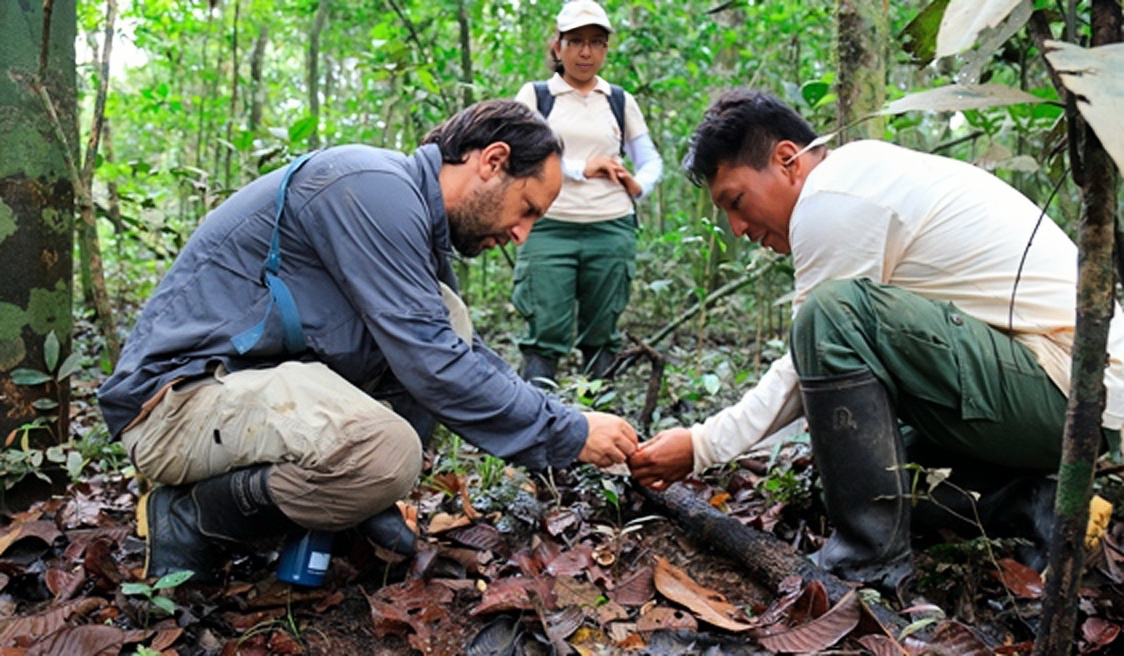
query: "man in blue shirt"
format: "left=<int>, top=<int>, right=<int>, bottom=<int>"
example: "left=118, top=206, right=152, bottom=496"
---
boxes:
left=100, top=100, right=638, bottom=582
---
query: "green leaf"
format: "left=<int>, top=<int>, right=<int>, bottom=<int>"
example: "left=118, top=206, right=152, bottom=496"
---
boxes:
left=800, top=80, right=830, bottom=108
left=10, top=369, right=52, bottom=385
left=154, top=569, right=195, bottom=588
left=701, top=373, right=721, bottom=396
left=31, top=399, right=59, bottom=411
left=152, top=596, right=177, bottom=615
left=288, top=115, right=318, bottom=143
left=56, top=353, right=82, bottom=381
left=66, top=451, right=85, bottom=480
left=120, top=582, right=152, bottom=595
left=44, top=331, right=60, bottom=372
left=898, top=0, right=950, bottom=65
left=45, top=445, right=67, bottom=463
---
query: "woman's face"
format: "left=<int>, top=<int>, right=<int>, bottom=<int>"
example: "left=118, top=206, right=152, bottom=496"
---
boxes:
left=554, top=24, right=609, bottom=88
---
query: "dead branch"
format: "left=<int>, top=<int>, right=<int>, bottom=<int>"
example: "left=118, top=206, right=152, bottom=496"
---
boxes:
left=638, top=483, right=910, bottom=636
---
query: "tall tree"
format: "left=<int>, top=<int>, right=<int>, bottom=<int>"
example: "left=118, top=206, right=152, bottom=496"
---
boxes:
left=835, top=0, right=887, bottom=141
left=0, top=0, right=77, bottom=445
left=307, top=0, right=329, bottom=149
left=1034, top=1, right=1123, bottom=651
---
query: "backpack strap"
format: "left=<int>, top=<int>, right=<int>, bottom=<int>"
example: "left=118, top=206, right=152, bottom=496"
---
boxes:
left=535, top=80, right=626, bottom=156
left=231, top=151, right=316, bottom=355
left=533, top=81, right=555, bottom=119
left=608, top=84, right=626, bottom=157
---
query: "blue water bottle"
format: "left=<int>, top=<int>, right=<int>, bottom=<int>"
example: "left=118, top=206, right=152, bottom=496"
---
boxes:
left=276, top=529, right=333, bottom=586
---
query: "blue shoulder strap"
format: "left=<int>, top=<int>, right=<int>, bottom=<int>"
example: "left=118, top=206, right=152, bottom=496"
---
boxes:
left=231, top=151, right=316, bottom=355
left=608, top=84, right=626, bottom=157
left=533, top=81, right=554, bottom=119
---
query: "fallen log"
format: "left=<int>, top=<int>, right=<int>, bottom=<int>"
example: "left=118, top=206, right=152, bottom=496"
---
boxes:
left=638, top=483, right=909, bottom=635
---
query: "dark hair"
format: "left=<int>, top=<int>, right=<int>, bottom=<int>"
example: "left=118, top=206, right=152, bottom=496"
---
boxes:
left=422, top=100, right=563, bottom=178
left=683, top=88, right=819, bottom=186
left=549, top=31, right=563, bottom=74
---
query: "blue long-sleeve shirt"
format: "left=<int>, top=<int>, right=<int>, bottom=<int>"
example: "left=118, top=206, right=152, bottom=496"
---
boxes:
left=98, top=144, right=587, bottom=470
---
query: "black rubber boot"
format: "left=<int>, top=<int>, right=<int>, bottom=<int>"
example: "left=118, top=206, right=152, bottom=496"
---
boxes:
left=140, top=465, right=296, bottom=583
left=357, top=505, right=417, bottom=557
left=580, top=346, right=617, bottom=379
left=520, top=352, right=558, bottom=388
left=903, top=437, right=1055, bottom=570
left=801, top=369, right=912, bottom=589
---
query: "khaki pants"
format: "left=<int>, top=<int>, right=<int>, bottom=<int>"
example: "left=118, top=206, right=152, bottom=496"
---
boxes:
left=123, top=283, right=472, bottom=529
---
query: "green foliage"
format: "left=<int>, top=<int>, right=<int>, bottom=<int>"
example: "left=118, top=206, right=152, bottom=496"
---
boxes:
left=121, top=570, right=194, bottom=624
left=8, top=330, right=81, bottom=449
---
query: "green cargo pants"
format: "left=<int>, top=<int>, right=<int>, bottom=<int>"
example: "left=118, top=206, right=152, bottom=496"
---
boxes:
left=512, top=216, right=636, bottom=359
left=790, top=279, right=1067, bottom=471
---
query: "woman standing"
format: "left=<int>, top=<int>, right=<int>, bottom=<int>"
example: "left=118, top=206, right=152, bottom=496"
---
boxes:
left=513, top=0, right=663, bottom=385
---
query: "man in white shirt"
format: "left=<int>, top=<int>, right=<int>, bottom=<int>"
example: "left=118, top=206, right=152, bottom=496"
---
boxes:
left=629, top=88, right=1124, bottom=586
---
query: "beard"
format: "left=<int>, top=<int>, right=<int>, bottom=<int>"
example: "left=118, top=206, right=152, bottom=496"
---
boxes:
left=447, top=183, right=508, bottom=258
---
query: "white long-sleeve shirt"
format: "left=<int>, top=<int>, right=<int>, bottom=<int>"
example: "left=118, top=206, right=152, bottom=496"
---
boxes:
left=691, top=140, right=1124, bottom=473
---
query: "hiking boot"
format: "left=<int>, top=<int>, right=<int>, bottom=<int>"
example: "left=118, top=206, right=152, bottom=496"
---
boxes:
left=801, top=369, right=912, bottom=589
left=520, top=352, right=558, bottom=388
left=138, top=465, right=296, bottom=583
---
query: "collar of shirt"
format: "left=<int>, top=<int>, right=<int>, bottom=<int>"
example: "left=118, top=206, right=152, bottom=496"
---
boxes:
left=547, top=72, right=611, bottom=96
left=411, top=143, right=451, bottom=256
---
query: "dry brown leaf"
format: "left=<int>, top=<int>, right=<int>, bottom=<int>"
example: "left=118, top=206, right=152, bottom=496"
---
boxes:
left=446, top=523, right=504, bottom=552
left=458, top=484, right=480, bottom=521
left=608, top=566, right=654, bottom=607
left=0, top=520, right=61, bottom=557
left=755, top=588, right=860, bottom=654
left=365, top=580, right=460, bottom=656
left=427, top=512, right=471, bottom=534
left=635, top=605, right=697, bottom=633
left=544, top=544, right=591, bottom=577
left=904, top=620, right=991, bottom=656
left=470, top=576, right=554, bottom=615
left=652, top=556, right=754, bottom=632
left=552, top=575, right=603, bottom=612
left=44, top=567, right=85, bottom=602
left=149, top=627, right=183, bottom=652
left=543, top=508, right=580, bottom=536
left=858, top=633, right=906, bottom=656
left=1081, top=617, right=1120, bottom=651
left=0, top=597, right=106, bottom=646
left=25, top=624, right=139, bottom=656
left=990, top=558, right=1043, bottom=599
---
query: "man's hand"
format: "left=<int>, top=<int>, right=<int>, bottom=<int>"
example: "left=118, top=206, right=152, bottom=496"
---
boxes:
left=577, top=412, right=638, bottom=468
left=628, top=427, right=694, bottom=490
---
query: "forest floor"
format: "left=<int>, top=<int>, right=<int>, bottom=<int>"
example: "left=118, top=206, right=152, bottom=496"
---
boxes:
left=2, top=328, right=1124, bottom=654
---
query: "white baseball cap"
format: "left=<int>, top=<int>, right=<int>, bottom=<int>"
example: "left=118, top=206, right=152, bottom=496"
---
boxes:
left=556, top=1, right=613, bottom=33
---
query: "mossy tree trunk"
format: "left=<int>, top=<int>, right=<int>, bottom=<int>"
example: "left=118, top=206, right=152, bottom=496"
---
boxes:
left=0, top=0, right=77, bottom=446
left=835, top=0, right=887, bottom=142
left=1034, top=2, right=1122, bottom=653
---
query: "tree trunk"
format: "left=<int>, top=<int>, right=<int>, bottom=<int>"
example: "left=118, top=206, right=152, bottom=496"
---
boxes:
left=1034, top=2, right=1122, bottom=653
left=835, top=0, right=887, bottom=142
left=76, top=0, right=120, bottom=366
left=457, top=0, right=474, bottom=108
left=248, top=24, right=268, bottom=134
left=223, top=0, right=241, bottom=188
left=0, top=0, right=77, bottom=446
left=307, top=0, right=329, bottom=149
